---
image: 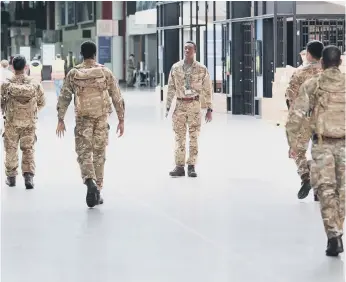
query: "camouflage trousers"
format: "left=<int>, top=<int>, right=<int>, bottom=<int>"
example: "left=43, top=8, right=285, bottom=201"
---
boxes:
left=311, top=138, right=345, bottom=239
left=126, top=70, right=135, bottom=86
left=172, top=100, right=201, bottom=166
left=293, top=131, right=311, bottom=179
left=75, top=116, right=109, bottom=190
left=3, top=123, right=36, bottom=177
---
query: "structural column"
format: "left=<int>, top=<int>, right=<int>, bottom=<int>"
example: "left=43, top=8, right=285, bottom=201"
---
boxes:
left=162, top=3, right=180, bottom=85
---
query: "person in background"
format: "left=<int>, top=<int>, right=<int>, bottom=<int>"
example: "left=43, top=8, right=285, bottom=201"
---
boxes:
left=126, top=54, right=136, bottom=87
left=29, top=56, right=43, bottom=84
left=286, top=46, right=345, bottom=256
left=51, top=54, right=65, bottom=99
left=285, top=40, right=324, bottom=201
left=0, top=60, right=13, bottom=84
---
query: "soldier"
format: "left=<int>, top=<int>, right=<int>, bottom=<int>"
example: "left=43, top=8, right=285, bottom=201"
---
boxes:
left=0, top=55, right=45, bottom=189
left=126, top=54, right=136, bottom=87
left=285, top=40, right=324, bottom=200
left=165, top=41, right=213, bottom=177
left=56, top=41, right=125, bottom=208
left=286, top=45, right=345, bottom=256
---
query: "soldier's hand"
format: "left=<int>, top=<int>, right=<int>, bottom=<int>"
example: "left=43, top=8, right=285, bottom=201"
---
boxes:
left=117, top=121, right=124, bottom=137
left=289, top=147, right=297, bottom=159
left=56, top=120, right=66, bottom=138
left=205, top=111, right=212, bottom=123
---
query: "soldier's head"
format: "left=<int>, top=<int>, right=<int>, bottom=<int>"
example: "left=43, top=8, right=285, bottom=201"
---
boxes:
left=56, top=54, right=61, bottom=59
left=321, top=45, right=342, bottom=70
left=306, top=40, right=324, bottom=62
left=12, top=55, right=26, bottom=74
left=1, top=60, right=9, bottom=69
left=184, top=41, right=196, bottom=61
left=81, top=41, right=97, bottom=60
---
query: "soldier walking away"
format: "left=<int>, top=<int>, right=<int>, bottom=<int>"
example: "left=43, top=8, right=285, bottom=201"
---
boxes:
left=126, top=54, right=136, bottom=87
left=0, top=55, right=46, bottom=189
left=166, top=41, right=213, bottom=178
left=286, top=45, right=345, bottom=256
left=285, top=40, right=324, bottom=201
left=56, top=41, right=125, bottom=208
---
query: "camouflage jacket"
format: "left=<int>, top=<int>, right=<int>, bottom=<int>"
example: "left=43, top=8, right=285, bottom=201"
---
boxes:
left=57, top=60, right=125, bottom=121
left=166, top=60, right=213, bottom=110
left=285, top=62, right=321, bottom=103
left=0, top=74, right=45, bottom=116
left=286, top=67, right=345, bottom=149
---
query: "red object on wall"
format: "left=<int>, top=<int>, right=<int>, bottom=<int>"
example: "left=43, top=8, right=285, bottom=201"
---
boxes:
left=102, top=2, right=112, bottom=20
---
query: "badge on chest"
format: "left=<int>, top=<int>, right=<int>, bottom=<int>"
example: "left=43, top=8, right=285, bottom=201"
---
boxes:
left=185, top=89, right=193, bottom=96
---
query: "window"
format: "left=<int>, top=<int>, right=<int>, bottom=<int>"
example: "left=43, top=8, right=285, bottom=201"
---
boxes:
left=136, top=1, right=156, bottom=12
left=67, top=1, right=75, bottom=25
left=76, top=2, right=94, bottom=23
left=60, top=2, right=66, bottom=26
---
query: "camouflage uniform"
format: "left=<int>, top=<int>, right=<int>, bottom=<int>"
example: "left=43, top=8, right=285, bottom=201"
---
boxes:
left=0, top=74, right=45, bottom=178
left=57, top=60, right=125, bottom=190
left=286, top=67, right=345, bottom=241
left=285, top=63, right=321, bottom=181
left=166, top=60, right=213, bottom=172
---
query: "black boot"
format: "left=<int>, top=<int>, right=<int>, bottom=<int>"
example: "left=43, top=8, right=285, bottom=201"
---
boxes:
left=85, top=178, right=98, bottom=208
left=23, top=173, right=34, bottom=189
left=314, top=194, right=319, bottom=202
left=297, top=173, right=311, bottom=199
left=326, top=236, right=344, bottom=256
left=169, top=166, right=185, bottom=177
left=187, top=165, right=197, bottom=178
left=6, top=176, right=16, bottom=187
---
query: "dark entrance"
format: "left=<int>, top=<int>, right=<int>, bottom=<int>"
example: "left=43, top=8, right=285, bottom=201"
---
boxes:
left=263, top=18, right=274, bottom=98
left=231, top=21, right=255, bottom=115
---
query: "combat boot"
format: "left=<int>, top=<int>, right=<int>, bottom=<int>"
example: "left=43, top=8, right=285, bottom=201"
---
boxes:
left=187, top=165, right=197, bottom=177
left=24, top=173, right=34, bottom=189
left=85, top=178, right=98, bottom=208
left=326, top=236, right=344, bottom=256
left=297, top=173, right=311, bottom=199
left=169, top=166, right=185, bottom=177
left=6, top=176, right=16, bottom=187
left=314, top=194, right=319, bottom=202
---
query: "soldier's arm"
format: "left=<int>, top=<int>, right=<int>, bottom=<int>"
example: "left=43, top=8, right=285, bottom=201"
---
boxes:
left=285, top=72, right=300, bottom=103
left=166, top=68, right=176, bottom=111
left=106, top=70, right=125, bottom=122
left=285, top=82, right=310, bottom=149
left=202, top=68, right=213, bottom=109
left=36, top=83, right=46, bottom=111
left=0, top=83, right=8, bottom=115
left=57, top=71, right=73, bottom=120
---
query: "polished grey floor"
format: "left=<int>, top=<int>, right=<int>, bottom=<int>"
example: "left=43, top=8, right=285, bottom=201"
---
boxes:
left=1, top=84, right=344, bottom=282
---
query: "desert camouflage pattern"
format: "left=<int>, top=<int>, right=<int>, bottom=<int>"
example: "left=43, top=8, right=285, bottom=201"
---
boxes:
left=1, top=74, right=45, bottom=127
left=3, top=124, right=36, bottom=176
left=166, top=60, right=213, bottom=110
left=57, top=60, right=124, bottom=188
left=75, top=116, right=109, bottom=189
left=126, top=57, right=136, bottom=86
left=311, top=139, right=345, bottom=238
left=285, top=62, right=321, bottom=103
left=286, top=67, right=345, bottom=239
left=173, top=100, right=201, bottom=165
left=285, top=63, right=321, bottom=179
left=57, top=60, right=125, bottom=121
left=0, top=74, right=45, bottom=177
left=167, top=60, right=213, bottom=166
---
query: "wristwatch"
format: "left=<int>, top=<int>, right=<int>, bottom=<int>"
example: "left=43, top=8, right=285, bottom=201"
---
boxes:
left=207, top=108, right=213, bottom=113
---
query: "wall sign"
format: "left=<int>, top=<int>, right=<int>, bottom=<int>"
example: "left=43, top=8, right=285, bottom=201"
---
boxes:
left=98, top=36, right=112, bottom=65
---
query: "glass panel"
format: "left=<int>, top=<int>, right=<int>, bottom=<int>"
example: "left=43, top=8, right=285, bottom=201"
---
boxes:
left=60, top=2, right=66, bottom=26
left=136, top=1, right=156, bottom=12
left=67, top=2, right=75, bottom=25
left=76, top=2, right=94, bottom=23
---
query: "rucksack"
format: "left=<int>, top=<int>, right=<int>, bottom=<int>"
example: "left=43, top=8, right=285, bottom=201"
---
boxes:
left=312, top=77, right=345, bottom=143
left=5, top=78, right=37, bottom=127
left=73, top=66, right=109, bottom=118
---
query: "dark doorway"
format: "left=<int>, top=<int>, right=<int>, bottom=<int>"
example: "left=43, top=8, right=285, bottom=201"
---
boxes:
left=263, top=18, right=274, bottom=98
left=286, top=21, right=294, bottom=67
left=231, top=21, right=255, bottom=115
